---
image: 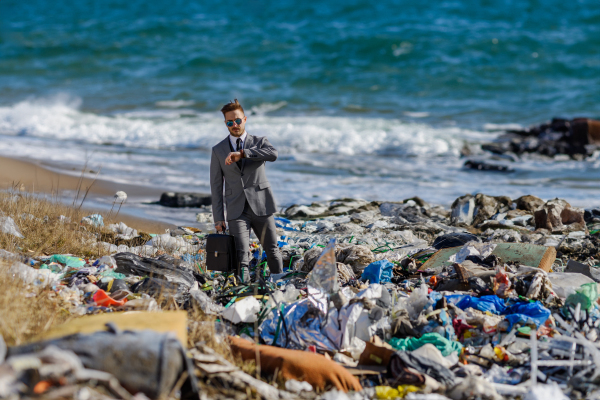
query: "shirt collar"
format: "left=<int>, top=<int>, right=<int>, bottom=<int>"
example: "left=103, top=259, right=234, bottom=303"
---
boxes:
left=229, top=131, right=247, bottom=149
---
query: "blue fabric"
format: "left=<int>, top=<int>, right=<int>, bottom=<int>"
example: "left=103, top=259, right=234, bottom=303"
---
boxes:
left=447, top=294, right=550, bottom=328
left=361, top=260, right=394, bottom=284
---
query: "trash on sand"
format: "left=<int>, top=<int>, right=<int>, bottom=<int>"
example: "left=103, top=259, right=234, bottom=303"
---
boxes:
left=0, top=215, right=24, bottom=238
left=4, top=191, right=600, bottom=399
left=81, top=214, right=104, bottom=227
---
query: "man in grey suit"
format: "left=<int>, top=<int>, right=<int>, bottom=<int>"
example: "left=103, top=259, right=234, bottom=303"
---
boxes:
left=210, top=99, right=283, bottom=279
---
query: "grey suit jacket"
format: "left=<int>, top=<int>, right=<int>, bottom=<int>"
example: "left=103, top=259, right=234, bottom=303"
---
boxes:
left=210, top=134, right=278, bottom=221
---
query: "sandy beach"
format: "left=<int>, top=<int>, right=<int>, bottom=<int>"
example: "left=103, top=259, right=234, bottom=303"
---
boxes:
left=0, top=155, right=176, bottom=233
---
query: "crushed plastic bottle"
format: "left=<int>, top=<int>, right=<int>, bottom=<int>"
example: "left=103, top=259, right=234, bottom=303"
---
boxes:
left=307, top=238, right=339, bottom=294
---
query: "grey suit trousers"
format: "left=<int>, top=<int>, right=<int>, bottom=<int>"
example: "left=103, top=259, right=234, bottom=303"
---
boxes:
left=228, top=201, right=283, bottom=274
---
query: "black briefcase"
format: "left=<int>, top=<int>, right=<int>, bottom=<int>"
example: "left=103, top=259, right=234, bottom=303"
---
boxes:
left=205, top=232, right=238, bottom=274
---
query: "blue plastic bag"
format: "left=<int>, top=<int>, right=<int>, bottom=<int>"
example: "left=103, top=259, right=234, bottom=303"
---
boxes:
left=453, top=295, right=508, bottom=314
left=447, top=294, right=550, bottom=328
left=81, top=214, right=104, bottom=227
left=361, top=260, right=393, bottom=284
left=504, top=302, right=551, bottom=329
left=274, top=217, right=298, bottom=231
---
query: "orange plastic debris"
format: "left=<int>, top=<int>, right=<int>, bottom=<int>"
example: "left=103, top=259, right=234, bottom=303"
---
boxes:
left=33, top=381, right=52, bottom=394
left=92, top=289, right=127, bottom=307
left=429, top=276, right=438, bottom=287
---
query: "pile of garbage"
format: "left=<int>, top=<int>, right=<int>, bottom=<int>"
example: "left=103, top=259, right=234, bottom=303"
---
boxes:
left=2, top=193, right=600, bottom=399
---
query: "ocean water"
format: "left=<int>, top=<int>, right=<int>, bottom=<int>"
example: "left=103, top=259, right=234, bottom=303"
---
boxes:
left=1, top=0, right=600, bottom=223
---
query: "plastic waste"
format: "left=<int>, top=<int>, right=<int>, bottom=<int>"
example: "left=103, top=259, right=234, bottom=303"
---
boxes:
left=94, top=255, right=117, bottom=269
left=448, top=294, right=550, bottom=328
left=493, top=266, right=512, bottom=298
left=0, top=215, right=24, bottom=238
left=504, top=301, right=551, bottom=329
left=145, top=233, right=194, bottom=253
left=375, top=385, right=419, bottom=399
left=448, top=294, right=507, bottom=314
left=285, top=379, right=313, bottom=393
left=132, top=277, right=189, bottom=303
left=189, top=289, right=224, bottom=315
left=230, top=336, right=362, bottom=392
left=9, top=261, right=60, bottom=286
left=260, top=294, right=336, bottom=351
left=394, top=279, right=429, bottom=320
left=196, top=212, right=213, bottom=223
left=390, top=350, right=456, bottom=387
left=92, top=289, right=127, bottom=307
left=114, top=252, right=196, bottom=288
left=432, top=232, right=481, bottom=249
left=222, top=296, right=261, bottom=324
left=361, top=260, right=393, bottom=284
left=524, top=382, right=569, bottom=400
left=118, top=298, right=159, bottom=311
left=81, top=214, right=104, bottom=227
left=484, top=364, right=521, bottom=384
left=548, top=272, right=595, bottom=299
left=99, top=269, right=126, bottom=279
left=274, top=217, right=298, bottom=231
left=449, top=242, right=496, bottom=264
left=320, top=389, right=351, bottom=400
left=447, top=375, right=501, bottom=400
left=49, top=254, right=86, bottom=269
left=109, top=222, right=138, bottom=240
left=7, top=325, right=198, bottom=400
left=307, top=238, right=339, bottom=294
left=566, top=282, right=599, bottom=311
left=388, top=332, right=462, bottom=357
left=410, top=343, right=456, bottom=369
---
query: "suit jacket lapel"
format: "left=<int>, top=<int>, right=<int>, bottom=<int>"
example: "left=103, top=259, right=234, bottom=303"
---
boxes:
left=218, top=136, right=241, bottom=172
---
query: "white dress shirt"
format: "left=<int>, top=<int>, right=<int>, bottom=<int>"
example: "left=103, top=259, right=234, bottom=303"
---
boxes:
left=229, top=131, right=247, bottom=151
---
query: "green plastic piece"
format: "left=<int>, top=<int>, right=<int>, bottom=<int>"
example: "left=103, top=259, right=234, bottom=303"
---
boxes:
left=225, top=296, right=238, bottom=308
left=517, top=326, right=531, bottom=335
left=100, top=270, right=127, bottom=279
left=49, top=254, right=86, bottom=269
left=566, top=282, right=599, bottom=311
left=388, top=332, right=463, bottom=356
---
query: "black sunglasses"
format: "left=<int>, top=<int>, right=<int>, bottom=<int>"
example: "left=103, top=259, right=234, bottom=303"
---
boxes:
left=225, top=118, right=243, bottom=127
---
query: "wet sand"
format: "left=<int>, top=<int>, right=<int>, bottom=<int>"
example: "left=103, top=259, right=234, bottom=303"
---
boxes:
left=0, top=156, right=176, bottom=233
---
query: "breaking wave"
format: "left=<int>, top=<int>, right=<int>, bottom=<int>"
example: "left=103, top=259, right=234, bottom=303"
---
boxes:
left=0, top=95, right=488, bottom=157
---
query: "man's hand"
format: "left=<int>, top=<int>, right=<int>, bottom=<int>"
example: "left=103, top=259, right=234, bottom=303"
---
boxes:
left=214, top=221, right=226, bottom=232
left=225, top=152, right=242, bottom=165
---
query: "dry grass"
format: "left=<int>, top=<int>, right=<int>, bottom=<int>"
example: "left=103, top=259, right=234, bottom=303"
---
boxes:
left=0, top=259, right=71, bottom=346
left=187, top=307, right=235, bottom=359
left=186, top=306, right=261, bottom=375
left=0, top=189, right=112, bottom=258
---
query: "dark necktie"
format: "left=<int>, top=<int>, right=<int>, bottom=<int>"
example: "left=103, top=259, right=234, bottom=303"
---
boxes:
left=236, top=138, right=243, bottom=170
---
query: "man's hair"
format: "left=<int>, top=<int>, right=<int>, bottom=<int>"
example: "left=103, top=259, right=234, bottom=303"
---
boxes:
left=220, top=99, right=244, bottom=116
